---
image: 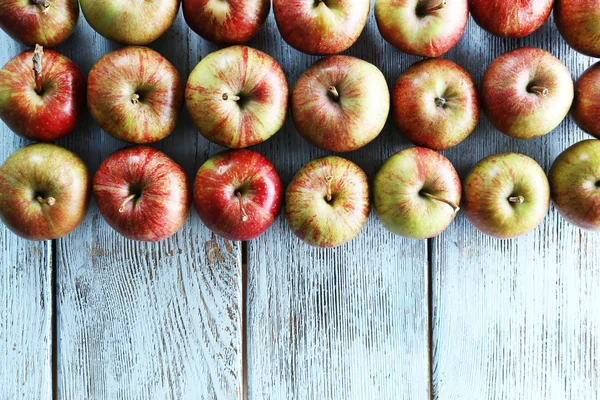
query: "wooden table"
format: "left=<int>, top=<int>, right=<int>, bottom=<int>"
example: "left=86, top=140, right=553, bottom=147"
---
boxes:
left=1, top=5, right=599, bottom=400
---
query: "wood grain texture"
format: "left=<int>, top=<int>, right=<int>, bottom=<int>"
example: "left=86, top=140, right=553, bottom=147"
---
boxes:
left=246, top=9, right=430, bottom=400
left=53, top=10, right=243, bottom=399
left=0, top=40, right=53, bottom=400
left=432, top=16, right=600, bottom=399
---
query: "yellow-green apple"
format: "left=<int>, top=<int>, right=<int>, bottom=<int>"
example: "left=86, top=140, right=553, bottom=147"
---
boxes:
left=80, top=0, right=179, bottom=45
left=375, top=0, right=468, bottom=57
left=392, top=58, right=479, bottom=150
left=93, top=146, right=190, bottom=242
left=0, top=143, right=90, bottom=240
left=186, top=46, right=288, bottom=148
left=88, top=46, right=183, bottom=144
left=285, top=156, right=369, bottom=248
left=194, top=149, right=282, bottom=241
left=482, top=48, right=574, bottom=140
left=0, top=0, right=78, bottom=47
left=292, top=56, right=390, bottom=152
left=572, top=63, right=600, bottom=139
left=555, top=0, right=600, bottom=58
left=463, top=153, right=550, bottom=239
left=183, top=0, right=270, bottom=45
left=373, top=147, right=461, bottom=239
left=469, top=0, right=553, bottom=38
left=0, top=45, right=85, bottom=142
left=549, top=140, right=600, bottom=231
left=273, top=0, right=370, bottom=55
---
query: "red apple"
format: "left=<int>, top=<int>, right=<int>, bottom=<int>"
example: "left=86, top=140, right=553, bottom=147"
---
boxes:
left=88, top=46, right=183, bottom=144
left=273, top=0, right=370, bottom=55
left=80, top=0, right=179, bottom=45
left=286, top=156, right=369, bottom=248
left=469, top=0, right=553, bottom=38
left=571, top=62, right=600, bottom=139
left=375, top=0, right=468, bottom=57
left=0, top=0, right=79, bottom=47
left=183, top=0, right=270, bottom=45
left=93, top=146, right=190, bottom=242
left=186, top=45, right=288, bottom=148
left=292, top=56, right=390, bottom=152
left=555, top=0, right=600, bottom=58
left=0, top=143, right=90, bottom=240
left=193, top=149, right=282, bottom=241
left=482, top=48, right=574, bottom=140
left=392, top=58, right=479, bottom=150
left=373, top=147, right=461, bottom=239
left=0, top=46, right=85, bottom=142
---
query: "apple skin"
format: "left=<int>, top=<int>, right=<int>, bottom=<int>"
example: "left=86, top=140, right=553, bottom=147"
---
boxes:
left=80, top=0, right=179, bottom=45
left=555, top=0, right=600, bottom=58
left=482, top=48, right=574, bottom=140
left=375, top=0, right=468, bottom=57
left=571, top=63, right=600, bottom=140
left=469, top=0, right=553, bottom=38
left=292, top=56, right=390, bottom=152
left=194, top=149, right=282, bottom=241
left=392, top=58, right=479, bottom=150
left=549, top=140, right=600, bottom=231
left=374, top=147, right=461, bottom=239
left=273, top=0, right=370, bottom=55
left=0, top=47, right=86, bottom=142
left=88, top=46, right=183, bottom=144
left=463, top=153, right=550, bottom=239
left=93, top=146, right=190, bottom=242
left=186, top=45, right=288, bottom=149
left=0, top=143, right=90, bottom=241
left=0, top=0, right=79, bottom=47
left=285, top=156, right=369, bottom=248
left=183, top=0, right=270, bottom=45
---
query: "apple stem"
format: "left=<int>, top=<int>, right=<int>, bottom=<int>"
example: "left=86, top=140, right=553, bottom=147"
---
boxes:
left=131, top=93, right=140, bottom=104
left=509, top=196, right=525, bottom=204
left=118, top=194, right=137, bottom=213
left=236, top=192, right=249, bottom=222
left=421, top=192, right=460, bottom=213
left=421, top=0, right=447, bottom=14
left=325, top=175, right=334, bottom=202
left=435, top=97, right=447, bottom=108
left=222, top=93, right=241, bottom=102
left=529, top=86, right=548, bottom=96
left=32, top=44, right=43, bottom=95
left=31, top=0, right=51, bottom=12
left=37, top=195, right=55, bottom=206
left=327, top=86, right=340, bottom=101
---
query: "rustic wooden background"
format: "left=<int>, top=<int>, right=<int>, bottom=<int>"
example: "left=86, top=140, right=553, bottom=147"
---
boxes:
left=1, top=3, right=599, bottom=400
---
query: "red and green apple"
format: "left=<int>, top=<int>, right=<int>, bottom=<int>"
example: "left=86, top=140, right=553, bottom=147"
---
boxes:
left=571, top=62, right=600, bottom=139
left=555, top=0, right=600, bottom=58
left=469, top=0, right=553, bottom=38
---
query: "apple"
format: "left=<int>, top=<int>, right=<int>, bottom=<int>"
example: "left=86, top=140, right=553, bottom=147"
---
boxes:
left=80, top=0, right=179, bottom=45
left=273, top=0, right=370, bottom=55
left=373, top=147, right=461, bottom=239
left=93, top=146, right=190, bottom=242
left=186, top=45, right=288, bottom=148
left=463, top=153, right=550, bottom=239
left=555, top=0, right=600, bottom=58
left=0, top=143, right=90, bottom=240
left=285, top=156, right=369, bottom=248
left=549, top=140, right=600, bottom=231
left=292, top=56, right=390, bottom=152
left=183, top=0, right=270, bottom=45
left=392, top=58, right=479, bottom=150
left=482, top=47, right=574, bottom=140
left=571, top=62, right=600, bottom=140
left=88, top=46, right=183, bottom=144
left=469, top=0, right=553, bottom=38
left=375, top=0, right=468, bottom=57
left=0, top=45, right=86, bottom=142
left=194, top=149, right=282, bottom=241
left=0, top=0, right=79, bottom=47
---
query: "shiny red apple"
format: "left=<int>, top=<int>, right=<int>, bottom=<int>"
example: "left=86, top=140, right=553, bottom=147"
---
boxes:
left=0, top=143, right=90, bottom=240
left=0, top=0, right=79, bottom=47
left=88, top=46, right=183, bottom=144
left=555, top=0, right=600, bottom=58
left=194, top=149, right=282, bottom=241
left=0, top=46, right=85, bottom=142
left=469, top=0, right=553, bottom=38
left=571, top=62, right=600, bottom=139
left=93, top=146, right=190, bottom=242
left=183, top=0, right=270, bottom=45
